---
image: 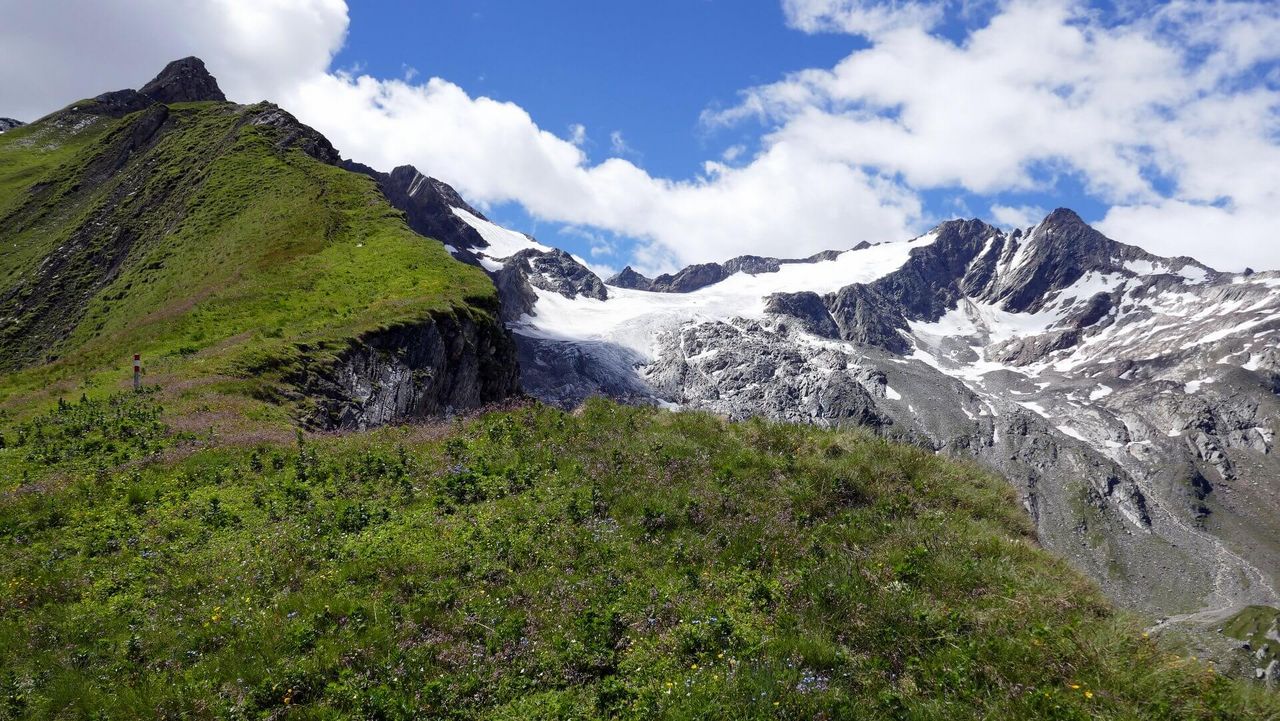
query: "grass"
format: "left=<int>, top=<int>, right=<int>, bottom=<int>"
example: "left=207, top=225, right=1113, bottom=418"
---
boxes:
left=1, top=395, right=1275, bottom=719
left=0, top=100, right=496, bottom=425
left=1223, top=607, right=1280, bottom=676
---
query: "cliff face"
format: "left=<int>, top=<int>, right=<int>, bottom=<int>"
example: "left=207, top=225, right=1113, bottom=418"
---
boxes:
left=299, top=309, right=521, bottom=430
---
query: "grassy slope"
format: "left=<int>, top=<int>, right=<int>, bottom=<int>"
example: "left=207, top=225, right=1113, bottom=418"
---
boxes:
left=1224, top=607, right=1280, bottom=675
left=0, top=101, right=495, bottom=427
left=1, top=396, right=1275, bottom=720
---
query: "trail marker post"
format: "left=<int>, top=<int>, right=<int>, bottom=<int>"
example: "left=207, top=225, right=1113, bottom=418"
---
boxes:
left=133, top=354, right=141, bottom=392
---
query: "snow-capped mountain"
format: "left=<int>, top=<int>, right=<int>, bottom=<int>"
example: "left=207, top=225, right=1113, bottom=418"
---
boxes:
left=371, top=168, right=1280, bottom=636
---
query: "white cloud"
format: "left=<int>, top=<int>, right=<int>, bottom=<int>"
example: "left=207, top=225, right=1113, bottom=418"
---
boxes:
left=5, top=0, right=1280, bottom=271
left=990, top=203, right=1047, bottom=229
left=715, top=0, right=1280, bottom=270
left=609, top=130, right=634, bottom=157
left=1, top=0, right=920, bottom=270
left=782, top=0, right=945, bottom=36
left=0, top=0, right=348, bottom=121
left=1097, top=201, right=1274, bottom=272
left=284, top=70, right=921, bottom=269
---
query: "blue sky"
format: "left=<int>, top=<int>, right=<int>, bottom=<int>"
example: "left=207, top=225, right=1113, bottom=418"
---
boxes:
left=4, top=0, right=1280, bottom=272
left=334, top=1, right=857, bottom=180
left=316, top=0, right=1279, bottom=273
left=328, top=0, right=868, bottom=264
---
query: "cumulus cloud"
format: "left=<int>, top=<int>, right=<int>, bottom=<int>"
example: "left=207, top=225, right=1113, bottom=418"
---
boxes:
left=283, top=70, right=921, bottom=270
left=5, top=0, right=1280, bottom=270
left=990, top=204, right=1047, bottom=230
left=781, top=0, right=945, bottom=36
left=0, top=0, right=348, bottom=121
left=715, top=0, right=1280, bottom=269
left=1, top=0, right=920, bottom=270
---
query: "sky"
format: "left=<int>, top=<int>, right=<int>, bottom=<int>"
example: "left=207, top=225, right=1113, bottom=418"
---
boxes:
left=2, top=0, right=1279, bottom=274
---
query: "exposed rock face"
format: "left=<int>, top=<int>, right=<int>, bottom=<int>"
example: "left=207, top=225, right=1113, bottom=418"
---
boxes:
left=246, top=103, right=340, bottom=164
left=473, top=205, right=1280, bottom=635
left=341, top=162, right=491, bottom=259
left=300, top=310, right=521, bottom=430
left=493, top=248, right=607, bottom=322
left=607, top=250, right=865, bottom=294
left=763, top=291, right=839, bottom=337
left=645, top=319, right=891, bottom=429
left=606, top=266, right=655, bottom=290
left=72, top=57, right=229, bottom=119
left=80, top=89, right=156, bottom=118
left=139, top=57, right=227, bottom=104
left=0, top=118, right=23, bottom=133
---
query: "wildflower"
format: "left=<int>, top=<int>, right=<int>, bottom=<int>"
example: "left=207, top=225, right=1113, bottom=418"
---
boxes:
left=1085, top=690, right=1094, bottom=699
left=1069, top=684, right=1080, bottom=689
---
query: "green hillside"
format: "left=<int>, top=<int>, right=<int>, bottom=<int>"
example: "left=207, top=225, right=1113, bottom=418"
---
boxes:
left=0, top=398, right=1275, bottom=719
left=0, top=96, right=496, bottom=426
left=1, top=61, right=1276, bottom=719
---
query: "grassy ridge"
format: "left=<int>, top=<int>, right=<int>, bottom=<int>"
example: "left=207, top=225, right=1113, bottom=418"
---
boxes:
left=1, top=396, right=1274, bottom=719
left=0, top=101, right=495, bottom=424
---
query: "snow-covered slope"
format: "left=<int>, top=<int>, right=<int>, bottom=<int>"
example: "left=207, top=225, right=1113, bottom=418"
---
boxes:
left=376, top=175, right=1279, bottom=679
left=453, top=206, right=1279, bottom=624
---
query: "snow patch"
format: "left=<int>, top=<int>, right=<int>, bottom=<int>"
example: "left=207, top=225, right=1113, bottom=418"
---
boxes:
left=451, top=206, right=552, bottom=257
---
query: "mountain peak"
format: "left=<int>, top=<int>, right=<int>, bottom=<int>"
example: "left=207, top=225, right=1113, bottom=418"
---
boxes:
left=606, top=265, right=655, bottom=291
left=1039, top=207, right=1087, bottom=230
left=139, top=57, right=226, bottom=104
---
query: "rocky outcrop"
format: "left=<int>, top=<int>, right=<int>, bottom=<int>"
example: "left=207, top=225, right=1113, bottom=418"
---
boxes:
left=607, top=250, right=865, bottom=293
left=70, top=56, right=228, bottom=120
left=644, top=319, right=892, bottom=429
left=139, top=56, right=227, bottom=104
left=764, top=291, right=839, bottom=337
left=342, top=162, right=491, bottom=258
left=300, top=310, right=521, bottom=430
left=493, top=248, right=607, bottom=322
left=246, top=103, right=340, bottom=165
left=0, top=118, right=23, bottom=133
left=606, top=266, right=654, bottom=290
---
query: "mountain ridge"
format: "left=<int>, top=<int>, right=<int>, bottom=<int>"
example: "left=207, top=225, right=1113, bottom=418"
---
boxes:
left=416, top=191, right=1280, bottom=681
left=3, top=56, right=1279, bottom=697
left=0, top=58, right=519, bottom=430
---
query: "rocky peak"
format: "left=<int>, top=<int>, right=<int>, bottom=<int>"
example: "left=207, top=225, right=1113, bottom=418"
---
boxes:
left=494, top=248, right=608, bottom=322
left=341, top=162, right=490, bottom=257
left=985, top=208, right=1131, bottom=312
left=606, top=266, right=654, bottom=291
left=245, top=103, right=340, bottom=165
left=386, top=165, right=486, bottom=220
left=0, top=118, right=23, bottom=133
left=139, top=57, right=227, bottom=104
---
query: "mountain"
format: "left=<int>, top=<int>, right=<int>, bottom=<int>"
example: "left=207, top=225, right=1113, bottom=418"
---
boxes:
left=2, top=56, right=1278, bottom=713
left=0, top=58, right=518, bottom=430
left=0, top=118, right=22, bottom=133
left=398, top=191, right=1280, bottom=673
